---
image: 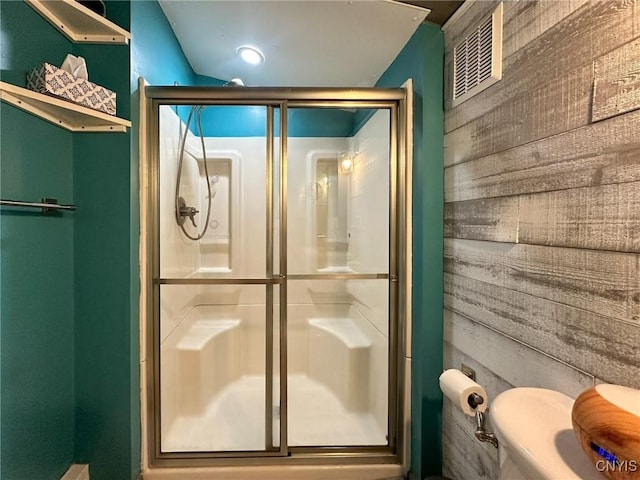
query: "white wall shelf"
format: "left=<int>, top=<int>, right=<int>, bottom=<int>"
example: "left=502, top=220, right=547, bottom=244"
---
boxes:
left=0, top=82, right=131, bottom=132
left=26, top=0, right=131, bottom=44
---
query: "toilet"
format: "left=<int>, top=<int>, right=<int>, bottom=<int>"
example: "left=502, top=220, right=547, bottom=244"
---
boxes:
left=491, top=388, right=603, bottom=480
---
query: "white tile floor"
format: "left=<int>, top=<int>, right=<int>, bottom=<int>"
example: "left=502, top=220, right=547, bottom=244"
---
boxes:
left=163, top=374, right=386, bottom=452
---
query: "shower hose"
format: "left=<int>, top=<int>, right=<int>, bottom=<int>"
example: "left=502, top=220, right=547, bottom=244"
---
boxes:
left=174, top=105, right=214, bottom=241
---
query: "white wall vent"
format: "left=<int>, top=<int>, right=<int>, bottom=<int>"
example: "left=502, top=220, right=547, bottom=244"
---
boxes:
left=452, top=2, right=503, bottom=107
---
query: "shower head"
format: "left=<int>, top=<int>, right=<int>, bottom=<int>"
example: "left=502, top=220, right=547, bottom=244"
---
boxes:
left=224, top=78, right=245, bottom=87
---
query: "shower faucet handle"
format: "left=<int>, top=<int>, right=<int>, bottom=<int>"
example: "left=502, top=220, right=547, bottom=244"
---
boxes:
left=183, top=206, right=199, bottom=228
left=177, top=196, right=199, bottom=228
left=187, top=209, right=198, bottom=228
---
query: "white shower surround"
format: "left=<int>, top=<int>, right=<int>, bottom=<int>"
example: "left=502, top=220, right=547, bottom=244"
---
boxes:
left=151, top=106, right=401, bottom=473
left=160, top=302, right=388, bottom=451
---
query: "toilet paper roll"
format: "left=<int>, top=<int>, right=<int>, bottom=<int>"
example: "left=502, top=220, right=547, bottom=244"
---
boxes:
left=439, top=369, right=488, bottom=416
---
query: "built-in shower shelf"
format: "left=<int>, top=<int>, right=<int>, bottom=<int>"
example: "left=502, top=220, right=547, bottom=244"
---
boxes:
left=0, top=82, right=131, bottom=132
left=25, top=0, right=131, bottom=44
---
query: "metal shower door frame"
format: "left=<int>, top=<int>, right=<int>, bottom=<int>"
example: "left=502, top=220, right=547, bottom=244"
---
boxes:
left=144, top=87, right=408, bottom=468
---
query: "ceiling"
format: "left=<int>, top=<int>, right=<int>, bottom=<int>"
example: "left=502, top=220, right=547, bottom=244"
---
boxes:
left=397, top=1, right=464, bottom=25
left=158, top=1, right=463, bottom=88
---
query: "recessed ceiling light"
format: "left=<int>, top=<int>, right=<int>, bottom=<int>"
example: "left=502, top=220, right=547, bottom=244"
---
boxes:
left=237, top=46, right=265, bottom=65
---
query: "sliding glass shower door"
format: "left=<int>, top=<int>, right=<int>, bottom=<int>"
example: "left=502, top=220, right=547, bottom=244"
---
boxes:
left=154, top=103, right=282, bottom=456
left=146, top=89, right=406, bottom=466
left=285, top=107, right=393, bottom=448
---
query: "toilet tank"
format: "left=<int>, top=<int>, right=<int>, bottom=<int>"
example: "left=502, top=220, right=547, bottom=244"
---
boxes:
left=492, top=388, right=603, bottom=480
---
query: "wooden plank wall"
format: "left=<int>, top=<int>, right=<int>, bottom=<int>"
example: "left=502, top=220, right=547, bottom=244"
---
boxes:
left=442, top=1, right=640, bottom=478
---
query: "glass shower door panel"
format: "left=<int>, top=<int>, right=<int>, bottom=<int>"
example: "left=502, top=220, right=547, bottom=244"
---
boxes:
left=286, top=108, right=391, bottom=275
left=159, top=284, right=272, bottom=452
left=158, top=105, right=268, bottom=280
left=284, top=107, right=393, bottom=447
left=286, top=279, right=390, bottom=446
left=156, top=103, right=280, bottom=455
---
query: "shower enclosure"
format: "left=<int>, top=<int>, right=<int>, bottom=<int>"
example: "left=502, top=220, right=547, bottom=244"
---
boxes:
left=143, top=86, right=410, bottom=468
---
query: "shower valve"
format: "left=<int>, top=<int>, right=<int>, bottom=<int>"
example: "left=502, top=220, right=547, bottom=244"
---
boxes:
left=177, top=196, right=199, bottom=228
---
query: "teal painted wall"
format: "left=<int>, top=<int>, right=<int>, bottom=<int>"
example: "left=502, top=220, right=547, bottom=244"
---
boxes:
left=374, top=23, right=444, bottom=479
left=1, top=2, right=137, bottom=479
left=415, top=24, right=444, bottom=479
left=0, top=3, right=76, bottom=479
left=131, top=0, right=197, bottom=88
left=130, top=0, right=220, bottom=134
left=73, top=3, right=136, bottom=479
left=199, top=106, right=355, bottom=137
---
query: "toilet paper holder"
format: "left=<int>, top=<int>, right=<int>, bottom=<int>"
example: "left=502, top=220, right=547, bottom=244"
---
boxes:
left=468, top=392, right=484, bottom=409
left=467, top=386, right=498, bottom=448
left=475, top=410, right=498, bottom=448
left=440, top=368, right=499, bottom=448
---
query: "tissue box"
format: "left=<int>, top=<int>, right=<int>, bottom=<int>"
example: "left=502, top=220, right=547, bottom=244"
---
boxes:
left=26, top=63, right=116, bottom=115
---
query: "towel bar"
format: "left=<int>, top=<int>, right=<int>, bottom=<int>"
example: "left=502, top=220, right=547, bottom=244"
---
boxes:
left=0, top=198, right=76, bottom=214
